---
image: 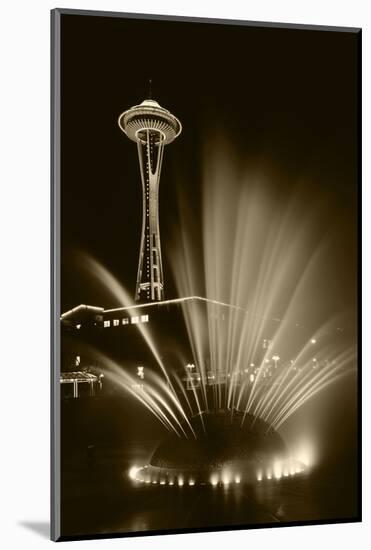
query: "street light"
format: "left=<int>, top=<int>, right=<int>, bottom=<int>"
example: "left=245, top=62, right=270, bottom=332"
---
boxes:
left=137, top=366, right=145, bottom=379
left=272, top=355, right=280, bottom=368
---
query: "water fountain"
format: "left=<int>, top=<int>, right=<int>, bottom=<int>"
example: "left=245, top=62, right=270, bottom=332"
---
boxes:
left=64, top=136, right=355, bottom=489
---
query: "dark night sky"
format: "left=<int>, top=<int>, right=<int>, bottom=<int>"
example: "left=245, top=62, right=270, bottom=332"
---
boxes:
left=60, top=14, right=359, bottom=314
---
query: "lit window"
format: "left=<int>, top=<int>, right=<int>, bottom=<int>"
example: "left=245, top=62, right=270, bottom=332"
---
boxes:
left=122, top=318, right=129, bottom=325
left=141, top=314, right=149, bottom=323
left=113, top=319, right=119, bottom=326
left=131, top=316, right=139, bottom=324
left=104, top=320, right=110, bottom=328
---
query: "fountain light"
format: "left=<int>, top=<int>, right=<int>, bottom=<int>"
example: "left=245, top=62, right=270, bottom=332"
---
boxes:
left=273, top=460, right=282, bottom=479
left=222, top=472, right=231, bottom=485
left=210, top=474, right=219, bottom=486
left=128, top=465, right=141, bottom=481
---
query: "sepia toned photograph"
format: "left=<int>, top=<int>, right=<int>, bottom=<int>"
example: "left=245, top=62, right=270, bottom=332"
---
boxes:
left=51, top=9, right=361, bottom=541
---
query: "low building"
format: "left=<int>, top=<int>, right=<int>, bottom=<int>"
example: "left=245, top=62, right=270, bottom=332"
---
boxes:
left=60, top=296, right=315, bottom=394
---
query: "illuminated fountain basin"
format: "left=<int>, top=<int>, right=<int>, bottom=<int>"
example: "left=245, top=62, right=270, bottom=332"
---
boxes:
left=130, top=410, right=306, bottom=486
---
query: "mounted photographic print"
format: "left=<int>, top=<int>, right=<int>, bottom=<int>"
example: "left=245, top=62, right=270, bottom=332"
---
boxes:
left=51, top=8, right=361, bottom=541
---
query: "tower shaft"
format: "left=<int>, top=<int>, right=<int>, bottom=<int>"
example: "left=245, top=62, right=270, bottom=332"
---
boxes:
left=136, top=129, right=165, bottom=302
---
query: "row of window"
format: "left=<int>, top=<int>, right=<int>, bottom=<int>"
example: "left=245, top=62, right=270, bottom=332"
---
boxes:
left=103, top=315, right=149, bottom=328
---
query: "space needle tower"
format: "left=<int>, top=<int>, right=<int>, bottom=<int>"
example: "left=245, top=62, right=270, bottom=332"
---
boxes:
left=118, top=90, right=182, bottom=302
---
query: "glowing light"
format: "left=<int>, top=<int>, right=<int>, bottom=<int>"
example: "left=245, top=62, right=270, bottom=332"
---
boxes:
left=273, top=461, right=282, bottom=479
left=128, top=465, right=141, bottom=481
left=210, top=474, right=219, bottom=486
left=293, top=440, right=316, bottom=467
left=222, top=472, right=231, bottom=486
left=178, top=478, right=184, bottom=486
left=311, top=338, right=317, bottom=344
left=267, top=471, right=272, bottom=480
left=186, top=363, right=195, bottom=370
left=169, top=481, right=174, bottom=486
left=137, top=366, right=144, bottom=379
left=257, top=471, right=263, bottom=481
left=160, top=480, right=165, bottom=485
left=234, top=475, right=241, bottom=484
left=189, top=480, right=195, bottom=486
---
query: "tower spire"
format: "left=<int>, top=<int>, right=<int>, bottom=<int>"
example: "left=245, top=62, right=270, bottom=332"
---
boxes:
left=148, top=78, right=152, bottom=99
